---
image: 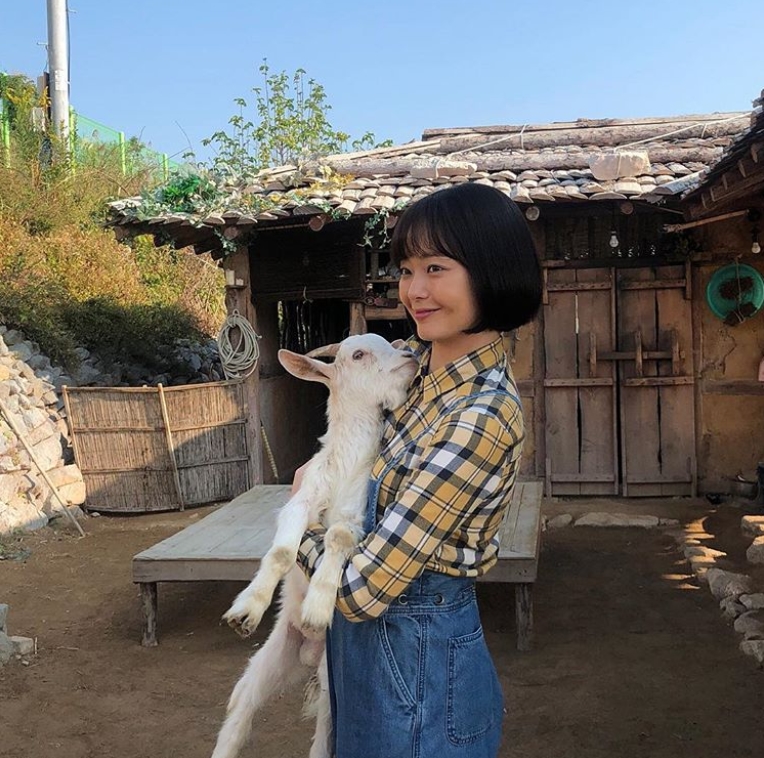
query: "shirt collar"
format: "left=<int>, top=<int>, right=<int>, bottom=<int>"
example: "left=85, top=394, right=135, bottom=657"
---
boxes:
left=410, top=336, right=505, bottom=404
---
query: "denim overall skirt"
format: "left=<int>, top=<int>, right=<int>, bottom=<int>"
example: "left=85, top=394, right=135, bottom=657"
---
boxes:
left=326, top=473, right=504, bottom=758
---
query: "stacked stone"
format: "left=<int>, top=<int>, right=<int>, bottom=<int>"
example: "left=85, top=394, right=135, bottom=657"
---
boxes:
left=669, top=515, right=764, bottom=668
left=152, top=338, right=224, bottom=386
left=69, top=339, right=222, bottom=388
left=0, top=604, right=35, bottom=668
left=0, top=328, right=86, bottom=534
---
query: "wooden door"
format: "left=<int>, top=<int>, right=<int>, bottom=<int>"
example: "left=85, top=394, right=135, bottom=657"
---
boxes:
left=543, top=267, right=618, bottom=495
left=616, top=264, right=696, bottom=496
left=543, top=263, right=696, bottom=497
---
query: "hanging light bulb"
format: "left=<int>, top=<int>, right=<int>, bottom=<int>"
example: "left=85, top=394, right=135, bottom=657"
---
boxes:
left=749, top=209, right=761, bottom=255
left=609, top=231, right=619, bottom=248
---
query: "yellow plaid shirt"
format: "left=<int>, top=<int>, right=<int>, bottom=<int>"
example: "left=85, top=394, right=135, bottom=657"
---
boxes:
left=297, top=336, right=524, bottom=621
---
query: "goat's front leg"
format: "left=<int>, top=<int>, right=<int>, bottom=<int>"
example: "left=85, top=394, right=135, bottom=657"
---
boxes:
left=223, top=493, right=312, bottom=637
left=300, top=522, right=362, bottom=637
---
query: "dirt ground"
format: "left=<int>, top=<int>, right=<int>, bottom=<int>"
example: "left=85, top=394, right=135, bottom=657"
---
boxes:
left=1, top=499, right=763, bottom=758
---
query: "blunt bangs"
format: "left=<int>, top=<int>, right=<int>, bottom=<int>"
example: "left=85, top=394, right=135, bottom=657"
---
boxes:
left=390, top=189, right=468, bottom=268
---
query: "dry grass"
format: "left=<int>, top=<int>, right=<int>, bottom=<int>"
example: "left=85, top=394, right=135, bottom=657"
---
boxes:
left=0, top=143, right=225, bottom=372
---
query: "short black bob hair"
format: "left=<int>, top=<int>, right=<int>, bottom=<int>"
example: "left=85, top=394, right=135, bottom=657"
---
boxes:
left=390, top=182, right=542, bottom=333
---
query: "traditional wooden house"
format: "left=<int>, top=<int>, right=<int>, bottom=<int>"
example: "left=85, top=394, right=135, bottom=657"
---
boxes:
left=109, top=110, right=757, bottom=498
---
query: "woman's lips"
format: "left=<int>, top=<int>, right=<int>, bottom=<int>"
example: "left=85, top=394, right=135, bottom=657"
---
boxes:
left=413, top=309, right=438, bottom=320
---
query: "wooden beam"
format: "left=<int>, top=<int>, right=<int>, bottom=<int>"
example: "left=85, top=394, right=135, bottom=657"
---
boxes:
left=663, top=209, right=748, bottom=232
left=422, top=112, right=748, bottom=139
left=702, top=380, right=764, bottom=396
left=428, top=119, right=749, bottom=153
left=226, top=247, right=263, bottom=486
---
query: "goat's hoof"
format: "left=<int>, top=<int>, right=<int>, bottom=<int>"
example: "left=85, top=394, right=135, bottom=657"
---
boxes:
left=225, top=615, right=254, bottom=638
left=222, top=602, right=265, bottom=638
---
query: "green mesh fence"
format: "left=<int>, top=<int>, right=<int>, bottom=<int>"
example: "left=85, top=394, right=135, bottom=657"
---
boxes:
left=0, top=96, right=180, bottom=178
left=70, top=110, right=180, bottom=179
left=0, top=98, right=11, bottom=168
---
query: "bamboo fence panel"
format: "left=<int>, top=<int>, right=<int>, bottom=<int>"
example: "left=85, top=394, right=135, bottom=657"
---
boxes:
left=63, top=381, right=251, bottom=513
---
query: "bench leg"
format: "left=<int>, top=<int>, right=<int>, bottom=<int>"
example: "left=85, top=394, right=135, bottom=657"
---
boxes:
left=514, top=583, right=533, bottom=652
left=140, top=582, right=158, bottom=647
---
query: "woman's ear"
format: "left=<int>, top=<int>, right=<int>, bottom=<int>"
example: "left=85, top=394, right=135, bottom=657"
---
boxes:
left=278, top=349, right=335, bottom=386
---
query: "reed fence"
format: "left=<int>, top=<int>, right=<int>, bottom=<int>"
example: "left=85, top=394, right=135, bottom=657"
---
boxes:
left=63, top=381, right=251, bottom=513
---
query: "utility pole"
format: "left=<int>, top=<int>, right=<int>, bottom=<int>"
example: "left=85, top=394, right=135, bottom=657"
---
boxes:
left=46, top=0, right=70, bottom=146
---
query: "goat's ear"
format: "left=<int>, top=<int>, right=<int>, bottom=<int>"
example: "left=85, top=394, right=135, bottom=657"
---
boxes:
left=278, top=349, right=334, bottom=386
left=306, top=343, right=340, bottom=359
left=391, top=339, right=408, bottom=350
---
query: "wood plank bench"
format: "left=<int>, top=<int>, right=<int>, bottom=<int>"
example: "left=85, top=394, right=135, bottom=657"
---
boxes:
left=132, top=480, right=543, bottom=650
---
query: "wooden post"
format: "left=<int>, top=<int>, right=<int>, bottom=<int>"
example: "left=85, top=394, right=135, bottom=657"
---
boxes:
left=61, top=386, right=84, bottom=467
left=515, top=584, right=533, bottom=651
left=140, top=583, right=158, bottom=647
left=225, top=246, right=263, bottom=485
left=157, top=384, right=184, bottom=510
left=349, top=302, right=367, bottom=335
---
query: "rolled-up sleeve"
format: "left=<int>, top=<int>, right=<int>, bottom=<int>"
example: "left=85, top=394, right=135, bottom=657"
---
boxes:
left=296, top=525, right=327, bottom=577
left=335, top=405, right=520, bottom=622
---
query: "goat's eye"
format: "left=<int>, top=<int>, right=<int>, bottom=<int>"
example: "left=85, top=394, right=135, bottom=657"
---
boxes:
left=352, top=350, right=364, bottom=360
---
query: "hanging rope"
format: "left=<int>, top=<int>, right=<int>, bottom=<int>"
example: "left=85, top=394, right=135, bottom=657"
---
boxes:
left=217, top=310, right=260, bottom=380
left=216, top=310, right=279, bottom=481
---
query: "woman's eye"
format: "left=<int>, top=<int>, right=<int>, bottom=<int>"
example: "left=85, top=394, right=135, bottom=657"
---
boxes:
left=352, top=350, right=364, bottom=360
left=399, top=267, right=411, bottom=276
left=427, top=264, right=444, bottom=273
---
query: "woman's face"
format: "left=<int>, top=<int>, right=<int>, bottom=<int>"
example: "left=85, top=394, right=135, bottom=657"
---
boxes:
left=398, top=254, right=484, bottom=361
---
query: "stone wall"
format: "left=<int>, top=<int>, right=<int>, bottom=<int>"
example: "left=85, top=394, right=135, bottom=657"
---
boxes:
left=0, top=330, right=84, bottom=533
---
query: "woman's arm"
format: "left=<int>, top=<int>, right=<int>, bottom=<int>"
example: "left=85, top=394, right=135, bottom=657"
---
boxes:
left=298, top=401, right=522, bottom=621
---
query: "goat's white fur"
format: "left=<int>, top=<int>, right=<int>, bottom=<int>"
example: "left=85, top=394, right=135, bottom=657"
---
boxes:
left=211, top=334, right=417, bottom=758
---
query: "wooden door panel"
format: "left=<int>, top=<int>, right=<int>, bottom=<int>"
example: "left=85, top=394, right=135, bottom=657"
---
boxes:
left=543, top=268, right=617, bottom=495
left=544, top=269, right=581, bottom=495
left=618, top=265, right=695, bottom=496
left=576, top=268, right=618, bottom=495
left=654, top=272, right=696, bottom=494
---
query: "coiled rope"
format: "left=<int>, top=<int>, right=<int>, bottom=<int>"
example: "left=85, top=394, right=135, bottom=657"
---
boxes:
left=216, top=310, right=279, bottom=481
left=217, top=310, right=260, bottom=380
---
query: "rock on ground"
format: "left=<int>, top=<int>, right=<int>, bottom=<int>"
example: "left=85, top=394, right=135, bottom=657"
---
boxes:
left=745, top=536, right=764, bottom=565
left=741, top=516, right=764, bottom=537
left=706, top=568, right=756, bottom=601
left=575, top=512, right=660, bottom=528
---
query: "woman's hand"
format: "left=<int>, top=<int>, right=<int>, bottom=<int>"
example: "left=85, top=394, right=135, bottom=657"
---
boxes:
left=291, top=461, right=311, bottom=495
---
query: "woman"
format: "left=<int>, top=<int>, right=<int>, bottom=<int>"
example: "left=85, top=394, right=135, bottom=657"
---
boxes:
left=296, top=182, right=543, bottom=757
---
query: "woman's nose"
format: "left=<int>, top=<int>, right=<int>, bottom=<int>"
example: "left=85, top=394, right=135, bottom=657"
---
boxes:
left=405, top=271, right=428, bottom=299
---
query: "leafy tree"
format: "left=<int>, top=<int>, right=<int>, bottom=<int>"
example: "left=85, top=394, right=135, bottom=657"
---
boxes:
left=201, top=61, right=388, bottom=177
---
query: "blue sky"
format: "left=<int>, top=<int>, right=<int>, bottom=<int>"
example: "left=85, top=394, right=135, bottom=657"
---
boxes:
left=3, top=1, right=763, bottom=163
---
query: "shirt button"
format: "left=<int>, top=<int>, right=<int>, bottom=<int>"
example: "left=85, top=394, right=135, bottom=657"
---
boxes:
left=398, top=594, right=409, bottom=605
left=434, top=593, right=444, bottom=605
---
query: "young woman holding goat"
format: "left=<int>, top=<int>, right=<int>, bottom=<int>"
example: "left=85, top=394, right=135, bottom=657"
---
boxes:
left=295, top=182, right=543, bottom=758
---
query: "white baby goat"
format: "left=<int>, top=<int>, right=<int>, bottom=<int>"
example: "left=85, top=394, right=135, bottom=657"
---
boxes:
left=211, top=333, right=418, bottom=758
